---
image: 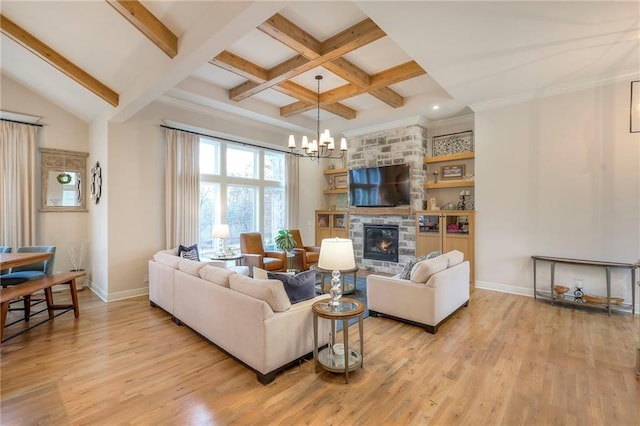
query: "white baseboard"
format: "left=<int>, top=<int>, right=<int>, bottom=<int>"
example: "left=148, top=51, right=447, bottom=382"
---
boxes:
left=475, top=280, right=534, bottom=298
left=84, top=281, right=148, bottom=302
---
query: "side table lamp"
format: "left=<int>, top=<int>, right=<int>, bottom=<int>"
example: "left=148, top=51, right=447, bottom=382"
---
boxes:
left=318, top=237, right=356, bottom=307
left=212, top=224, right=230, bottom=257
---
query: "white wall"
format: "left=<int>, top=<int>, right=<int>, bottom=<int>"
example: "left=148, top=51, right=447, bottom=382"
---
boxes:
left=88, top=116, right=108, bottom=298
left=1, top=74, right=90, bottom=274
left=475, top=79, right=640, bottom=303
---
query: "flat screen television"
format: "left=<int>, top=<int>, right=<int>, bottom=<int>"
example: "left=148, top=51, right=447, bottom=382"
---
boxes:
left=348, top=164, right=410, bottom=207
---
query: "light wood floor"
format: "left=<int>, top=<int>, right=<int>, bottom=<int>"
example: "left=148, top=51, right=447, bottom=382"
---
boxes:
left=1, top=285, right=639, bottom=425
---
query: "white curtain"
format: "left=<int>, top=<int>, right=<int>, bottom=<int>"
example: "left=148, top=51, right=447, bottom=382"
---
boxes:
left=286, top=154, right=299, bottom=229
left=0, top=121, right=37, bottom=247
left=164, top=128, right=200, bottom=249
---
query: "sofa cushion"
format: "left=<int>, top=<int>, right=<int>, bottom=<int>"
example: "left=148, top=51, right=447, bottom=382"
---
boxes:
left=178, top=244, right=200, bottom=261
left=252, top=267, right=269, bottom=279
left=178, top=258, right=207, bottom=276
left=399, top=250, right=441, bottom=280
left=409, top=255, right=449, bottom=283
left=267, top=270, right=316, bottom=303
left=443, top=250, right=464, bottom=267
left=199, top=265, right=236, bottom=287
left=229, top=274, right=291, bottom=312
left=153, top=251, right=180, bottom=269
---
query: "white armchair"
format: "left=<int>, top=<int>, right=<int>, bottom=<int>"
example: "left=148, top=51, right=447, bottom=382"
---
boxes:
left=366, top=251, right=470, bottom=333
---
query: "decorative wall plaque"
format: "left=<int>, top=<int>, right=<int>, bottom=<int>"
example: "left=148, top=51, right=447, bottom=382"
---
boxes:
left=432, top=130, right=474, bottom=156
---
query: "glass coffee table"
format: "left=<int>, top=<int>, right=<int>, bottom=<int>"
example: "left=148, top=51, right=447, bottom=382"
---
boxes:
left=312, top=297, right=365, bottom=383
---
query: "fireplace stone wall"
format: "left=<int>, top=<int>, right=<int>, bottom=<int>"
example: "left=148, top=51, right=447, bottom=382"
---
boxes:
left=346, top=123, right=428, bottom=274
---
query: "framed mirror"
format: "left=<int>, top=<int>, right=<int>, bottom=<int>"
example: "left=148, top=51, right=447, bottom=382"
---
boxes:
left=40, top=148, right=89, bottom=212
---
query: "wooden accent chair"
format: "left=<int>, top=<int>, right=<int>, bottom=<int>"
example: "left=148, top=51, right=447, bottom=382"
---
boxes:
left=289, top=229, right=320, bottom=270
left=239, top=233, right=286, bottom=275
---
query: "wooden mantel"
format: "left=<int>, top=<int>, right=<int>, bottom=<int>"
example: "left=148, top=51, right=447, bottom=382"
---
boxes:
left=349, top=206, right=413, bottom=216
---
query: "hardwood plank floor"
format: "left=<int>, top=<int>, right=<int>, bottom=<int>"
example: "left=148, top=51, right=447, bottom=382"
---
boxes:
left=1, top=286, right=639, bottom=425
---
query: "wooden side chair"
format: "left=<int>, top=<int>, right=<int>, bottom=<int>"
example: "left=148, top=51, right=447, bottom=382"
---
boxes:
left=239, top=233, right=286, bottom=275
left=289, top=229, right=320, bottom=270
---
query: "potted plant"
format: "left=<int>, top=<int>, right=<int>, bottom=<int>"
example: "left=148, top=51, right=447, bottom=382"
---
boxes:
left=274, top=230, right=297, bottom=271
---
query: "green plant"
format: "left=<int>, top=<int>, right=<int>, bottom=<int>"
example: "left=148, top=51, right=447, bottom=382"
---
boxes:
left=274, top=230, right=296, bottom=253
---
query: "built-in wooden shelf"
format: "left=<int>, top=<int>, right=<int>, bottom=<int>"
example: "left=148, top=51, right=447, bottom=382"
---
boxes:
left=349, top=206, right=412, bottom=216
left=323, top=188, right=348, bottom=194
left=424, top=152, right=475, bottom=164
left=323, top=167, right=348, bottom=175
left=424, top=180, right=475, bottom=189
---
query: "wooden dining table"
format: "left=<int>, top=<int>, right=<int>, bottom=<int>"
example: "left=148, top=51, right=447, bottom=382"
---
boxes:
left=0, top=252, right=54, bottom=270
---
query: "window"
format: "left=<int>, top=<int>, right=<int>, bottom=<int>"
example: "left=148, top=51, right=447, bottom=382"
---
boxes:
left=199, top=137, right=287, bottom=256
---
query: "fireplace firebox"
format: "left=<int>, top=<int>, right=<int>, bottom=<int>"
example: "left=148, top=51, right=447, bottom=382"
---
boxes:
left=363, top=224, right=399, bottom=263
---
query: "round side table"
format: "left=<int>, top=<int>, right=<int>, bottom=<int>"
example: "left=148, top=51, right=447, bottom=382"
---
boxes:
left=209, top=254, right=244, bottom=266
left=312, top=297, right=365, bottom=383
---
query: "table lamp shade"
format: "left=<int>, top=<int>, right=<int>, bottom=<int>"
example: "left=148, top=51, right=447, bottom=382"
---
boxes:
left=212, top=224, right=230, bottom=239
left=318, top=238, right=355, bottom=271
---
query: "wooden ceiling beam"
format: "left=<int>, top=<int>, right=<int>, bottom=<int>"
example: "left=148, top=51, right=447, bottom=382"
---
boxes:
left=210, top=51, right=268, bottom=81
left=210, top=51, right=355, bottom=119
left=258, top=13, right=320, bottom=58
left=280, top=61, right=425, bottom=117
left=0, top=14, right=119, bottom=107
left=370, top=87, right=404, bottom=108
left=105, top=0, right=178, bottom=59
left=228, top=14, right=384, bottom=101
left=259, top=13, right=404, bottom=111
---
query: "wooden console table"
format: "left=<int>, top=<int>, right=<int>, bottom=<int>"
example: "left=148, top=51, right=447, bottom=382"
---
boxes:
left=532, top=255, right=637, bottom=315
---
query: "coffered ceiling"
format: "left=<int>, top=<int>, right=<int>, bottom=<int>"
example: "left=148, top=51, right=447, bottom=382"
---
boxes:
left=1, top=1, right=638, bottom=139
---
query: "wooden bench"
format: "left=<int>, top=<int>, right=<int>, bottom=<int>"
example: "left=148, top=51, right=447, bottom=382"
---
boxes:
left=1, top=271, right=86, bottom=342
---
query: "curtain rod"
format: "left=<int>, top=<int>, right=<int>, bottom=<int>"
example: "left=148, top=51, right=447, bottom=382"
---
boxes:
left=1, top=118, right=43, bottom=127
left=159, top=124, right=295, bottom=156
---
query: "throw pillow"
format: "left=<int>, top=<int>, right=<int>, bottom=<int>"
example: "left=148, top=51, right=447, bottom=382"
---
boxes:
left=399, top=250, right=441, bottom=280
left=178, top=244, right=199, bottom=261
left=229, top=274, right=291, bottom=312
left=268, top=270, right=316, bottom=303
left=409, top=255, right=449, bottom=283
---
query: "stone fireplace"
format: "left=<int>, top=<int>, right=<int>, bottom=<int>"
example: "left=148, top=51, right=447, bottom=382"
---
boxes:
left=363, top=224, right=399, bottom=262
left=344, top=118, right=429, bottom=274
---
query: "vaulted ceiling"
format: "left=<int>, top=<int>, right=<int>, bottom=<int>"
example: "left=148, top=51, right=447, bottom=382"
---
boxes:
left=1, top=1, right=638, bottom=138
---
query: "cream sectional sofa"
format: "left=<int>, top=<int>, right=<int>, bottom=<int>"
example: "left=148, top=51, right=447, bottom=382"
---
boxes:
left=148, top=249, right=329, bottom=384
left=366, top=250, right=470, bottom=333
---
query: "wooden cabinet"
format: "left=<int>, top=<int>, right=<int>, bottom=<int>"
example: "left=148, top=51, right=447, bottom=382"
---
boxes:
left=315, top=210, right=349, bottom=245
left=415, top=210, right=475, bottom=283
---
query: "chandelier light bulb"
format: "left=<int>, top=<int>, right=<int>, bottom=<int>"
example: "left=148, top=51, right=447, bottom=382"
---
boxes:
left=301, top=135, right=309, bottom=150
left=288, top=135, right=296, bottom=148
left=340, top=137, right=347, bottom=151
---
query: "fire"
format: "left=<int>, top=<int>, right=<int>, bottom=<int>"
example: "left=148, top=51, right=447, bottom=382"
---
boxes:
left=378, top=240, right=391, bottom=252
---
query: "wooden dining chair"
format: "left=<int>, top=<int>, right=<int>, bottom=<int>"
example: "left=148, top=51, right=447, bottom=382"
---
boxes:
left=1, top=246, right=56, bottom=321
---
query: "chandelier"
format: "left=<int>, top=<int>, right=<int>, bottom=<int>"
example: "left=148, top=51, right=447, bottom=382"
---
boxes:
left=288, top=75, right=347, bottom=160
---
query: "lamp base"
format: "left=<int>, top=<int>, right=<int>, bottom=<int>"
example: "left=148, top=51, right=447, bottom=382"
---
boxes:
left=329, top=270, right=342, bottom=307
